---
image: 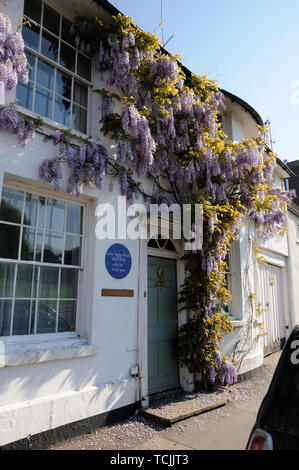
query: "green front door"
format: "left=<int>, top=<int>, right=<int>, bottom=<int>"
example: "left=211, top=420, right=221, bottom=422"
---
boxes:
left=148, top=256, right=179, bottom=395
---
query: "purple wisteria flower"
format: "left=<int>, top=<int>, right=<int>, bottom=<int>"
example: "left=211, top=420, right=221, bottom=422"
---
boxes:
left=0, top=13, right=28, bottom=93
left=39, top=158, right=62, bottom=191
left=0, top=105, right=35, bottom=146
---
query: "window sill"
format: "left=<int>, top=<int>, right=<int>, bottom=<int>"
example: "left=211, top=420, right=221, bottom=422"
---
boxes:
left=0, top=337, right=97, bottom=368
left=231, top=320, right=246, bottom=328
left=15, top=104, right=90, bottom=142
left=226, top=315, right=246, bottom=328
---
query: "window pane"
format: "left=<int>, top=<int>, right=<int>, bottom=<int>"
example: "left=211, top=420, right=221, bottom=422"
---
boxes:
left=77, top=54, right=91, bottom=81
left=39, top=266, right=59, bottom=298
left=58, top=300, right=76, bottom=332
left=36, top=59, right=54, bottom=90
left=25, top=51, right=36, bottom=81
left=41, top=30, right=58, bottom=61
left=24, top=194, right=45, bottom=228
left=34, top=86, right=53, bottom=119
left=60, top=269, right=78, bottom=298
left=0, top=262, right=15, bottom=297
left=12, top=300, right=32, bottom=335
left=74, top=81, right=87, bottom=107
left=24, top=193, right=38, bottom=226
left=22, top=228, right=42, bottom=262
left=147, top=238, right=159, bottom=249
left=64, top=235, right=81, bottom=266
left=24, top=0, right=42, bottom=23
left=43, top=231, right=63, bottom=264
left=21, top=228, right=42, bottom=261
left=66, top=203, right=83, bottom=234
left=37, top=196, right=46, bottom=227
left=54, top=97, right=71, bottom=127
left=22, top=23, right=40, bottom=51
left=46, top=199, right=65, bottom=232
left=21, top=228, right=36, bottom=261
left=61, top=18, right=73, bottom=45
left=165, top=240, right=176, bottom=251
left=16, top=82, right=33, bottom=110
left=56, top=70, right=72, bottom=99
left=35, top=230, right=43, bottom=262
left=36, top=300, right=57, bottom=334
left=59, top=43, right=75, bottom=72
left=0, top=187, right=24, bottom=223
left=0, top=300, right=12, bottom=336
left=15, top=264, right=35, bottom=298
left=29, top=300, right=36, bottom=333
left=72, top=104, right=87, bottom=134
left=0, top=224, right=20, bottom=259
left=43, top=4, right=60, bottom=36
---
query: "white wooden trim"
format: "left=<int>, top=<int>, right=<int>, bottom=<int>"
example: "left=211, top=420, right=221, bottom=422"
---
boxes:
left=261, top=251, right=287, bottom=268
left=147, top=247, right=181, bottom=260
left=0, top=176, right=97, bottom=348
left=147, top=217, right=184, bottom=259
left=0, top=338, right=97, bottom=368
left=4, top=173, right=90, bottom=205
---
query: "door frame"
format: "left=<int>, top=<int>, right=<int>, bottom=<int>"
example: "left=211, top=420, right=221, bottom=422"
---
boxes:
left=146, top=236, right=195, bottom=398
left=147, top=254, right=179, bottom=395
left=256, top=250, right=290, bottom=356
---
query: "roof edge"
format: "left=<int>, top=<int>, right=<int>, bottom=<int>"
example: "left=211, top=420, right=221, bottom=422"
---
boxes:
left=221, top=89, right=263, bottom=127
left=277, top=158, right=296, bottom=177
left=289, top=204, right=299, bottom=218
left=94, top=0, right=120, bottom=16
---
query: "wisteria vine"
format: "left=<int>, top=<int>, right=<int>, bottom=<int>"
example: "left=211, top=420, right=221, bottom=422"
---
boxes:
left=0, top=12, right=294, bottom=389
left=0, top=13, right=28, bottom=95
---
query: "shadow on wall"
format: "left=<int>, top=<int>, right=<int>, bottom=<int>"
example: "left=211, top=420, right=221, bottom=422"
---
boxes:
left=0, top=355, right=135, bottom=423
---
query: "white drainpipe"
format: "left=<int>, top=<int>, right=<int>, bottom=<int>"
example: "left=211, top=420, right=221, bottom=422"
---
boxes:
left=137, top=235, right=148, bottom=408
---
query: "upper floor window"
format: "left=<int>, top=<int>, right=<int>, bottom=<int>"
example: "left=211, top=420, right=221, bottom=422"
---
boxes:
left=0, top=186, right=83, bottom=337
left=16, top=0, right=92, bottom=134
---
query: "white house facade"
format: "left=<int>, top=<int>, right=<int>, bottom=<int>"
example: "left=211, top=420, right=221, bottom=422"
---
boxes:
left=0, top=0, right=296, bottom=448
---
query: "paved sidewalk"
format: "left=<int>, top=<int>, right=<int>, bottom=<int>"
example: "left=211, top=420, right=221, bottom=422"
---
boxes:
left=49, top=352, right=280, bottom=451
left=136, top=394, right=263, bottom=450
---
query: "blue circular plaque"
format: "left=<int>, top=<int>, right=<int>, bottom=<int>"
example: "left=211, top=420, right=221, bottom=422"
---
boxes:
left=105, top=243, right=132, bottom=279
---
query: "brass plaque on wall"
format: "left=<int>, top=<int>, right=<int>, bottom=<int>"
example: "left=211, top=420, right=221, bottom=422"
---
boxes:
left=102, top=289, right=134, bottom=297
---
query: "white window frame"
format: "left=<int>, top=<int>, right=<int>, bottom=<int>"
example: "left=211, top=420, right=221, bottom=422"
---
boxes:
left=223, top=241, right=243, bottom=323
left=17, top=0, right=92, bottom=136
left=296, top=224, right=299, bottom=243
left=146, top=217, right=184, bottom=260
left=224, top=251, right=233, bottom=316
left=0, top=182, right=84, bottom=339
left=0, top=175, right=97, bottom=365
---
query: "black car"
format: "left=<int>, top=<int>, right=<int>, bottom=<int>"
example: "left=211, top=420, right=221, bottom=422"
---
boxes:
left=247, top=325, right=299, bottom=450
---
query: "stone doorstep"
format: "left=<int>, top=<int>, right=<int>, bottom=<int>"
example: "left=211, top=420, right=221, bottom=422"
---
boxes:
left=139, top=399, right=228, bottom=426
left=149, top=388, right=183, bottom=404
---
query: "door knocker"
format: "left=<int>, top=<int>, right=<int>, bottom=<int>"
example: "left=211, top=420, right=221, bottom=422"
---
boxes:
left=155, top=266, right=165, bottom=287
